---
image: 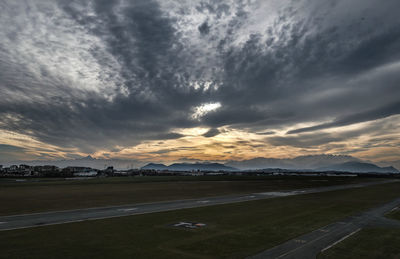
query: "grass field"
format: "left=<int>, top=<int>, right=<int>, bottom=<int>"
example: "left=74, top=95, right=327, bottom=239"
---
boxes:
left=0, top=176, right=372, bottom=216
left=386, top=207, right=400, bottom=221
left=1, top=182, right=400, bottom=259
left=318, top=227, right=400, bottom=259
left=318, top=197, right=400, bottom=259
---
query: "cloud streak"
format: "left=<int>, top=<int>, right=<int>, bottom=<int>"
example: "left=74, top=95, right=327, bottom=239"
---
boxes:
left=288, top=101, right=400, bottom=134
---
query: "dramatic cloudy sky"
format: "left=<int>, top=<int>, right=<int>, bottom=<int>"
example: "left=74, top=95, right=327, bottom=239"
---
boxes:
left=1, top=0, right=399, bottom=166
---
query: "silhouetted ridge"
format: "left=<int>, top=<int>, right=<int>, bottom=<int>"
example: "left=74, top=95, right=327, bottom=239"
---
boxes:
left=141, top=162, right=236, bottom=171
left=318, top=161, right=399, bottom=173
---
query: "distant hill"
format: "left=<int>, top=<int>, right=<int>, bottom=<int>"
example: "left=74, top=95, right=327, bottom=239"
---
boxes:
left=141, top=162, right=237, bottom=172
left=225, top=157, right=292, bottom=170
left=4, top=154, right=398, bottom=174
left=225, top=154, right=359, bottom=170
left=318, top=161, right=399, bottom=174
left=141, top=163, right=168, bottom=170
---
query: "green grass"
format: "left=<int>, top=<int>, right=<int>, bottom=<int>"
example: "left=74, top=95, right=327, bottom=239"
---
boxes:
left=0, top=175, right=373, bottom=187
left=0, top=176, right=372, bottom=216
left=386, top=207, right=400, bottom=221
left=1, top=182, right=400, bottom=259
left=318, top=228, right=400, bottom=259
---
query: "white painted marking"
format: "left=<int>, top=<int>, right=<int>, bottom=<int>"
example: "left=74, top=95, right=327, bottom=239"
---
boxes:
left=319, top=229, right=330, bottom=233
left=173, top=222, right=189, bottom=227
left=321, top=228, right=362, bottom=253
left=292, top=190, right=307, bottom=195
left=197, top=200, right=210, bottom=204
left=117, top=208, right=138, bottom=212
left=294, top=239, right=306, bottom=244
left=390, top=207, right=399, bottom=212
left=0, top=222, right=6, bottom=224
left=275, top=222, right=354, bottom=259
left=258, top=192, right=293, bottom=197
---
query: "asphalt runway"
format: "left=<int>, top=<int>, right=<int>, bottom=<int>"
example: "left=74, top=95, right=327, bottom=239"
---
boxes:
left=0, top=179, right=397, bottom=232
left=250, top=191, right=400, bottom=259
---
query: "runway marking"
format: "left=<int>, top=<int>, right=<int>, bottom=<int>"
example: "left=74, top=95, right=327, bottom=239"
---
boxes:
left=118, top=208, right=138, bottom=212
left=244, top=195, right=256, bottom=198
left=319, top=229, right=330, bottom=233
left=275, top=222, right=354, bottom=259
left=197, top=200, right=210, bottom=204
left=321, top=228, right=361, bottom=253
left=258, top=192, right=293, bottom=197
left=294, top=239, right=306, bottom=244
left=390, top=207, right=399, bottom=212
left=0, top=222, right=6, bottom=224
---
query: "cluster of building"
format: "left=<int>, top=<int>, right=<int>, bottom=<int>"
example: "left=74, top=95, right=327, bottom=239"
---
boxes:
left=0, top=164, right=230, bottom=178
left=1, top=164, right=398, bottom=178
left=0, top=164, right=115, bottom=177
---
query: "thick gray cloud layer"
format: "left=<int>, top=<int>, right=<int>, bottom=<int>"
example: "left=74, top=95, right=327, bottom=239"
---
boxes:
left=0, top=0, right=399, bottom=154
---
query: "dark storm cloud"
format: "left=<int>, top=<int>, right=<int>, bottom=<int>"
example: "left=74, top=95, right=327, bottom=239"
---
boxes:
left=195, top=1, right=231, bottom=18
left=202, top=128, right=220, bottom=138
left=288, top=101, right=400, bottom=134
left=256, top=131, right=276, bottom=136
left=149, top=146, right=200, bottom=154
left=267, top=134, right=341, bottom=148
left=0, top=0, right=399, bottom=157
left=198, top=21, right=211, bottom=35
left=203, top=2, right=400, bottom=130
left=0, top=0, right=206, bottom=152
left=268, top=116, right=400, bottom=149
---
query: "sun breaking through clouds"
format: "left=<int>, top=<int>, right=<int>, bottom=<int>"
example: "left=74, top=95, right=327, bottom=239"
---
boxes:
left=0, top=0, right=399, bottom=167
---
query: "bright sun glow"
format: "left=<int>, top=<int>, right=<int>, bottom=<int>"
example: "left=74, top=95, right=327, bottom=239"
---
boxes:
left=191, top=102, right=222, bottom=120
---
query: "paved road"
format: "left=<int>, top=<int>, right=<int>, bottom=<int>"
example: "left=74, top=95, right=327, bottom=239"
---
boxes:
left=250, top=193, right=400, bottom=259
left=0, top=180, right=397, bottom=232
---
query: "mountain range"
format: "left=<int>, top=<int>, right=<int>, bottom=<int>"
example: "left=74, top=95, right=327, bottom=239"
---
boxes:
left=141, top=157, right=399, bottom=173
left=225, top=154, right=360, bottom=170
left=224, top=155, right=398, bottom=173
left=141, top=163, right=236, bottom=171
left=318, top=161, right=399, bottom=174
left=2, top=154, right=399, bottom=173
